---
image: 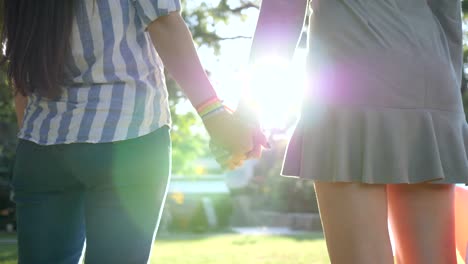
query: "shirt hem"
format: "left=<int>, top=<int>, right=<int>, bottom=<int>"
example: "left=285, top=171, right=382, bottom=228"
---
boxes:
left=17, top=122, right=172, bottom=146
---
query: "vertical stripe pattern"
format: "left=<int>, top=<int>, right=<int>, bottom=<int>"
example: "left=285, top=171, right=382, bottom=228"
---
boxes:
left=19, top=0, right=178, bottom=145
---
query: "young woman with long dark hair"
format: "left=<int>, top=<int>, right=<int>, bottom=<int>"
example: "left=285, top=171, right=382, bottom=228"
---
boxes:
left=1, top=1, right=264, bottom=263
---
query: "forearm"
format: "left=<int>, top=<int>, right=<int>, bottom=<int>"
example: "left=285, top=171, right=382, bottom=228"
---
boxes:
left=249, top=0, right=309, bottom=63
left=14, top=93, right=27, bottom=129
left=148, top=12, right=218, bottom=107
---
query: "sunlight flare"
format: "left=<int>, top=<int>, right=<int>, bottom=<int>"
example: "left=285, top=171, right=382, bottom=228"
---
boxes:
left=240, top=50, right=308, bottom=129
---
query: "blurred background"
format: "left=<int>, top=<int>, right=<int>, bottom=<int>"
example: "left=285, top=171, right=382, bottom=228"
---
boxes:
left=2, top=0, right=468, bottom=263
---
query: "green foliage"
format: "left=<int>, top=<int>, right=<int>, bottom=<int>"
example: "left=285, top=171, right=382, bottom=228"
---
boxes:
left=0, top=7, right=17, bottom=163
left=0, top=60, right=17, bottom=163
left=169, top=0, right=259, bottom=174
left=0, top=67, right=13, bottom=124
left=182, top=0, right=259, bottom=54
left=463, top=11, right=468, bottom=121
left=248, top=139, right=319, bottom=214
left=166, top=194, right=233, bottom=232
left=0, top=4, right=12, bottom=125
left=170, top=108, right=209, bottom=174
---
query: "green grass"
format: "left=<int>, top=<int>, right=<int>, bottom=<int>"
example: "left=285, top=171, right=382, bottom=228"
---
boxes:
left=151, top=233, right=329, bottom=264
left=0, top=243, right=16, bottom=264
left=0, top=232, right=329, bottom=264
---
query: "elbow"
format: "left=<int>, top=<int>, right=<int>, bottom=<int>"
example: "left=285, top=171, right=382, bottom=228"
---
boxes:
left=147, top=11, right=183, bottom=32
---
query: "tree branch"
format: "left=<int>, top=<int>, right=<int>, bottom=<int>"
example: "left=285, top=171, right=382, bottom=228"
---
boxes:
left=218, top=35, right=252, bottom=40
left=195, top=32, right=251, bottom=42
left=229, top=3, right=259, bottom=13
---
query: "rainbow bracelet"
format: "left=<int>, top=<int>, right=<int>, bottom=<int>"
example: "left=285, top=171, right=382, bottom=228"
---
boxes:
left=196, top=97, right=232, bottom=119
left=196, top=97, right=219, bottom=112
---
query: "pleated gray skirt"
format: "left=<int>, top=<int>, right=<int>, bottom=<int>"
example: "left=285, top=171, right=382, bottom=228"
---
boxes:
left=281, top=105, right=468, bottom=184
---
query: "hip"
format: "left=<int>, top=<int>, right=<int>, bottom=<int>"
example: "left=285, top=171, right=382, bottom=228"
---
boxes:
left=12, top=126, right=172, bottom=193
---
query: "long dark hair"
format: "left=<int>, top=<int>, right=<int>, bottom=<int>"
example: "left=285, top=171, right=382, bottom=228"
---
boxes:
left=1, top=0, right=75, bottom=99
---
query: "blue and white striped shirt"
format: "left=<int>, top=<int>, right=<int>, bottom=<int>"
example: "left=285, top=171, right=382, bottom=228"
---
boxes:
left=18, top=0, right=181, bottom=145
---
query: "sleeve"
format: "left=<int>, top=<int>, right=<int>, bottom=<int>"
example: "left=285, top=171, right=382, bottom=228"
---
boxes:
left=132, top=0, right=182, bottom=29
left=427, top=0, right=463, bottom=85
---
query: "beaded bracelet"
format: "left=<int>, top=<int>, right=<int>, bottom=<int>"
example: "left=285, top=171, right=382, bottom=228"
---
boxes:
left=200, top=106, right=226, bottom=120
left=196, top=97, right=233, bottom=120
left=196, top=97, right=219, bottom=112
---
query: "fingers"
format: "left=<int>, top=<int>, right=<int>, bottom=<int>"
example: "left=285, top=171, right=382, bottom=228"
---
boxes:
left=203, top=109, right=255, bottom=155
left=255, top=129, right=270, bottom=149
left=211, top=142, right=247, bottom=170
left=217, top=154, right=245, bottom=170
left=226, top=155, right=245, bottom=169
left=247, top=144, right=262, bottom=159
left=247, top=128, right=270, bottom=159
left=233, top=103, right=269, bottom=149
left=206, top=106, right=270, bottom=168
left=211, top=126, right=270, bottom=168
left=210, top=143, right=230, bottom=159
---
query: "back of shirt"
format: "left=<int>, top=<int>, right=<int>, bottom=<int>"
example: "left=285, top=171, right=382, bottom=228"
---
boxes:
left=307, top=0, right=463, bottom=112
left=19, top=0, right=181, bottom=145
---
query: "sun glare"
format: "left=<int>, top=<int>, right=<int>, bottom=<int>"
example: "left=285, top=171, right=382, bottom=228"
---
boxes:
left=208, top=49, right=308, bottom=132
left=242, top=50, right=307, bottom=130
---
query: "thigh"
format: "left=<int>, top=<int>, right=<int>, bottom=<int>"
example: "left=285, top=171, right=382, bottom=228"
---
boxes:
left=13, top=140, right=86, bottom=264
left=82, top=127, right=171, bottom=264
left=314, top=181, right=393, bottom=264
left=387, top=183, right=457, bottom=264
left=84, top=183, right=169, bottom=264
left=14, top=191, right=85, bottom=264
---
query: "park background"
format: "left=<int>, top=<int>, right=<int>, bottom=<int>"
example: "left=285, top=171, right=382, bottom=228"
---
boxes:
left=2, top=0, right=468, bottom=263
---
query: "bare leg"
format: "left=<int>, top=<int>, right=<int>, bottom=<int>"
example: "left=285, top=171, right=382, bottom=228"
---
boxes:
left=387, top=184, right=456, bottom=264
left=314, top=182, right=393, bottom=264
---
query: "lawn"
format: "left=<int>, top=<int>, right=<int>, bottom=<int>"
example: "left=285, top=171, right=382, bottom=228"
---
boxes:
left=151, top=233, right=329, bottom=264
left=0, top=232, right=329, bottom=264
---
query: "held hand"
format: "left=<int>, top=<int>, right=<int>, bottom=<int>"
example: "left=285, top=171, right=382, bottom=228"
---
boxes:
left=202, top=108, right=254, bottom=169
left=235, top=99, right=270, bottom=159
left=210, top=143, right=247, bottom=170
left=207, top=102, right=269, bottom=170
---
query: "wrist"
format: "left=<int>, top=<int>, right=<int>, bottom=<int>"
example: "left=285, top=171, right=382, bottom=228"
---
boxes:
left=197, top=97, right=233, bottom=120
left=186, top=83, right=219, bottom=108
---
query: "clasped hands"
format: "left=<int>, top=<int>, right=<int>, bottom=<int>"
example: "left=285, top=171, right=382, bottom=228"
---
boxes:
left=202, top=101, right=269, bottom=170
left=201, top=58, right=285, bottom=170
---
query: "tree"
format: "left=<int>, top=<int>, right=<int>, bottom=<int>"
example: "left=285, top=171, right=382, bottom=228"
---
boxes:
left=0, top=63, right=16, bottom=166
left=165, top=0, right=259, bottom=174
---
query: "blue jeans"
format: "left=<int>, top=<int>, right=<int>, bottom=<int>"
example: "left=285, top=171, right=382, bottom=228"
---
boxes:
left=12, top=126, right=171, bottom=264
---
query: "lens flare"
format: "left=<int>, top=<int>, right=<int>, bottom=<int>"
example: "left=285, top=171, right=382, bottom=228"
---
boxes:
left=241, top=53, right=307, bottom=129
